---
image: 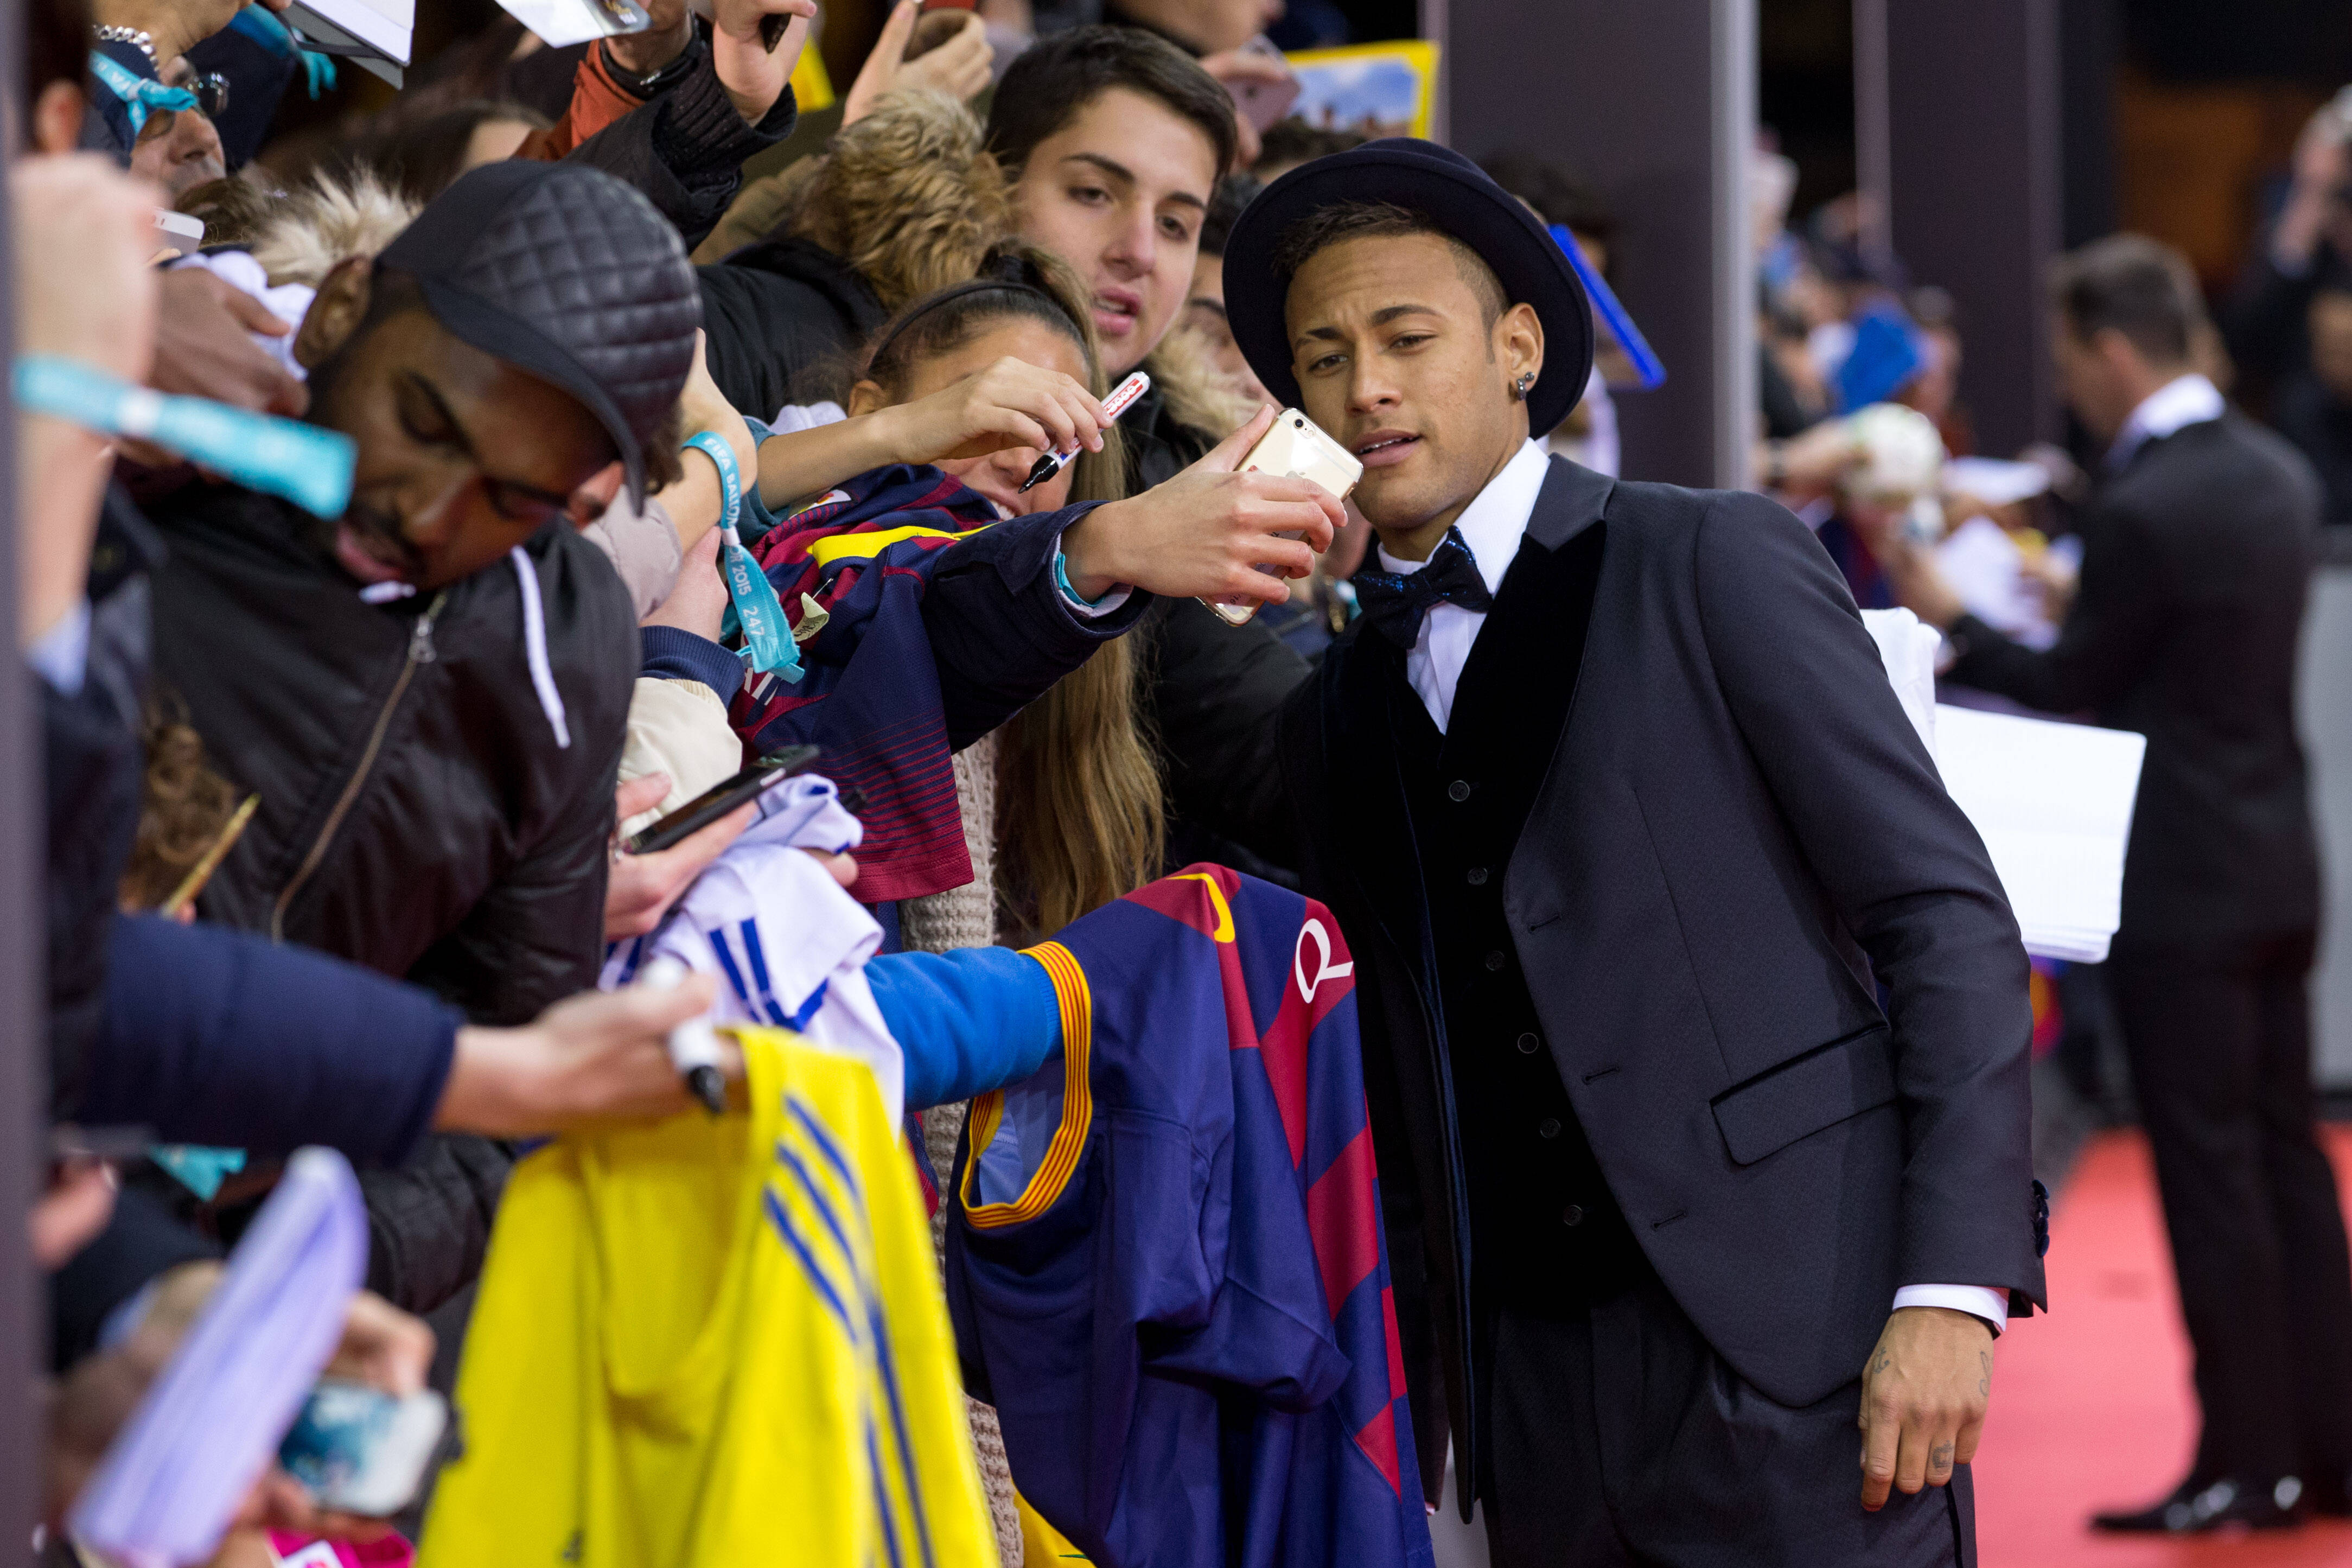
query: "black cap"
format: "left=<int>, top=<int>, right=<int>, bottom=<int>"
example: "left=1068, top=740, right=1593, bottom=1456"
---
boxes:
left=376, top=160, right=700, bottom=506
left=1221, top=138, right=1594, bottom=436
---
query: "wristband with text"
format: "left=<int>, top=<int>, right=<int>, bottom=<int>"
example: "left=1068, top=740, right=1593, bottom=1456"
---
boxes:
left=687, top=431, right=801, bottom=682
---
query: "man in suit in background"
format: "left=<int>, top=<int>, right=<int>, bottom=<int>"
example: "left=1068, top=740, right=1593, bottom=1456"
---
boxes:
left=1877, top=234, right=2352, bottom=1534
left=1226, top=142, right=2047, bottom=1567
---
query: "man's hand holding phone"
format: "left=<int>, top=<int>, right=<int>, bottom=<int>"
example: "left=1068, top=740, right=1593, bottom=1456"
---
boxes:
left=1060, top=404, right=1342, bottom=608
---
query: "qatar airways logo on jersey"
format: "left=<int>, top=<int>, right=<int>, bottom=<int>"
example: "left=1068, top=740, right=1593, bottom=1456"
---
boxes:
left=1295, top=917, right=1355, bottom=1003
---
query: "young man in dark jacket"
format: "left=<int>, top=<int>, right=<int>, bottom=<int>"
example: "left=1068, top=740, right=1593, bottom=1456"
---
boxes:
left=145, top=159, right=702, bottom=1311
left=987, top=27, right=1315, bottom=876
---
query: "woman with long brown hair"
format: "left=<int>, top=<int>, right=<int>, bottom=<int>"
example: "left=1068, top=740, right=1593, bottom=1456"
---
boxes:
left=727, top=240, right=1164, bottom=946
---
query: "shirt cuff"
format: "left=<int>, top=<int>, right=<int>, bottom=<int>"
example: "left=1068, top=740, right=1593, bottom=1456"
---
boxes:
left=28, top=598, right=91, bottom=695
left=639, top=624, right=745, bottom=704
left=1053, top=548, right=1131, bottom=619
left=1892, top=1284, right=2009, bottom=1335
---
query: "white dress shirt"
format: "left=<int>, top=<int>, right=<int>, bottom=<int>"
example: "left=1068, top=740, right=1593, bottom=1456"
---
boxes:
left=2106, top=372, right=2224, bottom=473
left=1373, top=438, right=2011, bottom=1333
left=1375, top=438, right=1552, bottom=733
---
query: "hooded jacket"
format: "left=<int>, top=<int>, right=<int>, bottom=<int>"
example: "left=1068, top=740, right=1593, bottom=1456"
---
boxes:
left=148, top=484, right=638, bottom=1311
left=697, top=235, right=888, bottom=422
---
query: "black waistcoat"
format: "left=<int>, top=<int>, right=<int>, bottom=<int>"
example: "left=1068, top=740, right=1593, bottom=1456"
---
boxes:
left=1378, top=520, right=1646, bottom=1317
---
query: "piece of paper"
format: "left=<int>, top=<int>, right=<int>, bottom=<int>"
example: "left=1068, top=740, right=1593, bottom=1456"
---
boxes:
left=1936, top=513, right=2058, bottom=650
left=1859, top=608, right=1942, bottom=760
left=283, top=0, right=412, bottom=82
left=1930, top=704, right=2147, bottom=963
left=1943, top=456, right=2051, bottom=508
left=492, top=0, right=649, bottom=49
left=70, top=1149, right=369, bottom=1568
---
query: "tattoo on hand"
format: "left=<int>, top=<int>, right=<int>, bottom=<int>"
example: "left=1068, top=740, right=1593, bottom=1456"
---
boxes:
left=1977, top=1350, right=1992, bottom=1397
left=1930, top=1441, right=1954, bottom=1472
left=1870, top=1346, right=1892, bottom=1376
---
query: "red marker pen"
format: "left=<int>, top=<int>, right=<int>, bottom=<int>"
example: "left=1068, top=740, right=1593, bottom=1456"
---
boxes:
left=1018, top=371, right=1152, bottom=493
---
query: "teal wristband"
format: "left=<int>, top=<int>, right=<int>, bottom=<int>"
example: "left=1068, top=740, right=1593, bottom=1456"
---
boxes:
left=16, top=354, right=355, bottom=519
left=1054, top=549, right=1112, bottom=609
left=683, top=431, right=743, bottom=535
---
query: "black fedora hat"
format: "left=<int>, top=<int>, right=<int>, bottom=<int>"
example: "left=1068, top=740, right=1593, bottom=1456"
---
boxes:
left=1221, top=138, right=1594, bottom=436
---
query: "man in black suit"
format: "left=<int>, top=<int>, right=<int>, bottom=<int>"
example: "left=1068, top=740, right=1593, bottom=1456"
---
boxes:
left=1876, top=234, right=2352, bottom=1534
left=1222, top=142, right=2047, bottom=1567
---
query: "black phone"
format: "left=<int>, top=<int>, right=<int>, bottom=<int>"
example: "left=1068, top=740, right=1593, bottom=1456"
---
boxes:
left=621, top=745, right=820, bottom=856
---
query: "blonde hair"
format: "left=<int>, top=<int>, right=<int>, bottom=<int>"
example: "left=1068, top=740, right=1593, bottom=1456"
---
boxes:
left=247, top=169, right=420, bottom=288
left=779, top=91, right=1012, bottom=314
left=118, top=694, right=241, bottom=913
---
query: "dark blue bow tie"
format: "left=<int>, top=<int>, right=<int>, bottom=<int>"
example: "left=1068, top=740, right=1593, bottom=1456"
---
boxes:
left=1353, top=527, right=1495, bottom=649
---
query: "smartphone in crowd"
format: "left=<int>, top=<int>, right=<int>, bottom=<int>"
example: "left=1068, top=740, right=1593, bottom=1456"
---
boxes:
left=153, top=209, right=205, bottom=260
left=277, top=1380, right=450, bottom=1517
left=1226, top=35, right=1300, bottom=133
left=1205, top=409, right=1363, bottom=628
left=620, top=744, right=822, bottom=856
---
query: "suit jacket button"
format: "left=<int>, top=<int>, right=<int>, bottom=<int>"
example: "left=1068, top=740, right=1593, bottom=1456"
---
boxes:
left=1561, top=1204, right=1585, bottom=1227
left=1515, top=1032, right=1540, bottom=1054
left=1467, top=866, right=1488, bottom=886
left=1538, top=1118, right=1561, bottom=1139
left=1448, top=779, right=1472, bottom=802
left=1484, top=951, right=1507, bottom=972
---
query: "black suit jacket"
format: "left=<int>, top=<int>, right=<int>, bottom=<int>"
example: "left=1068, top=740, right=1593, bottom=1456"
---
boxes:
left=1948, top=413, right=2323, bottom=949
left=1280, top=459, right=2047, bottom=1508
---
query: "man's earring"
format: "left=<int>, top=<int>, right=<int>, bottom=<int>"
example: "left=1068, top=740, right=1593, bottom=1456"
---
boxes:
left=1515, top=372, right=1535, bottom=400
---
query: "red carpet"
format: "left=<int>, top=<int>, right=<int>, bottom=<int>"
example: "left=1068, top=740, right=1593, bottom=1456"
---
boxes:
left=1973, top=1127, right=2352, bottom=1565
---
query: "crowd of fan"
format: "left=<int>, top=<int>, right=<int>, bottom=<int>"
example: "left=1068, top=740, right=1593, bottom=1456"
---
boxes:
left=42, top=0, right=2352, bottom=1547
left=16, top=0, right=1439, bottom=1552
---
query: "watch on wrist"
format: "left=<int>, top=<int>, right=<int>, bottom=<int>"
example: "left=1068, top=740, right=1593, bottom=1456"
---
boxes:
left=601, top=24, right=702, bottom=95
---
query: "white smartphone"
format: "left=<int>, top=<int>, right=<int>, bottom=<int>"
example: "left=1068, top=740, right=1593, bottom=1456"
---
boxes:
left=1205, top=408, right=1363, bottom=628
left=276, top=1380, right=449, bottom=1517
left=154, top=209, right=205, bottom=259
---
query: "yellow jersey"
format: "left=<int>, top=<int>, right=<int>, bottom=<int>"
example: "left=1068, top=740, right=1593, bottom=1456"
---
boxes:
left=420, top=1026, right=995, bottom=1567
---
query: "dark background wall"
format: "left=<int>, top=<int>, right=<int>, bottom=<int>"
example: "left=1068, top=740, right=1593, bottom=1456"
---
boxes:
left=1445, top=0, right=1748, bottom=486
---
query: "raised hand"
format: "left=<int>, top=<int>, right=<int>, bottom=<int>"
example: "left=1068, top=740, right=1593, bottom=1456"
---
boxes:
left=844, top=1, right=995, bottom=125
left=1060, top=404, right=1343, bottom=605
left=709, top=0, right=819, bottom=125
left=885, top=354, right=1110, bottom=465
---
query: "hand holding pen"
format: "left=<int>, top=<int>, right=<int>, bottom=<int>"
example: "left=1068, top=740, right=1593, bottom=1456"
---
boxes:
left=1021, top=371, right=1150, bottom=492
left=874, top=355, right=1126, bottom=471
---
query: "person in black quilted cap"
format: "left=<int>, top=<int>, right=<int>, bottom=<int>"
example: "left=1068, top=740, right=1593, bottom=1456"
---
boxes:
left=139, top=158, right=701, bottom=1314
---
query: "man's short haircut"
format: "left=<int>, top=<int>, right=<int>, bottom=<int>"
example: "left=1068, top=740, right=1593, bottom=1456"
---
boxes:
left=1255, top=118, right=1364, bottom=177
left=1271, top=200, right=1508, bottom=328
left=985, top=26, right=1238, bottom=182
left=2050, top=234, right=2206, bottom=367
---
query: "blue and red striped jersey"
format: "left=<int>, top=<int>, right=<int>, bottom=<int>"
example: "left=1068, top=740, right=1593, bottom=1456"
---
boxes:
left=946, top=865, right=1434, bottom=1568
left=729, top=464, right=999, bottom=904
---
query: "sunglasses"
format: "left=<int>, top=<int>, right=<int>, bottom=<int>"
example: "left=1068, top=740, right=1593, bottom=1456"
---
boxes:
left=137, top=72, right=228, bottom=141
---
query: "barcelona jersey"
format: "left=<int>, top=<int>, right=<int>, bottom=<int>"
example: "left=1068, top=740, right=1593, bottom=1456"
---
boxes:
left=947, top=865, right=1436, bottom=1568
